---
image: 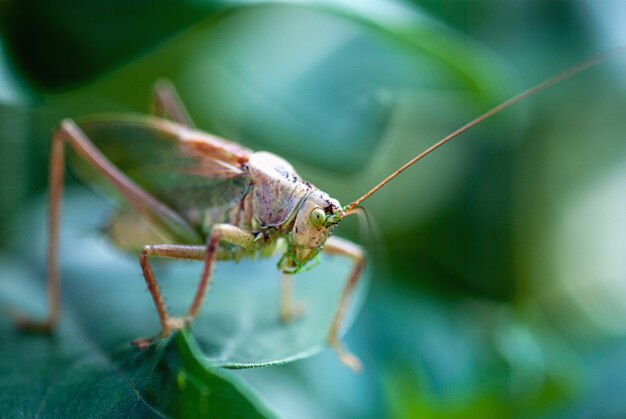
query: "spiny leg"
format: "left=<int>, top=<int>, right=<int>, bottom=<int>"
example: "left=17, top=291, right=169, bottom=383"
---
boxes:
left=323, top=236, right=366, bottom=373
left=152, top=80, right=195, bottom=127
left=135, top=244, right=206, bottom=348
left=15, top=119, right=195, bottom=332
left=279, top=273, right=306, bottom=323
left=135, top=224, right=256, bottom=348
left=186, top=224, right=256, bottom=321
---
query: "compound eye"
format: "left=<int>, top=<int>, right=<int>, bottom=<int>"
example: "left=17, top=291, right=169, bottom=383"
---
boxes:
left=309, top=207, right=326, bottom=227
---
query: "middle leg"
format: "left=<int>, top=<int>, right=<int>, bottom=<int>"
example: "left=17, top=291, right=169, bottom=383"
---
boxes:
left=138, top=244, right=206, bottom=337
left=151, top=80, right=195, bottom=127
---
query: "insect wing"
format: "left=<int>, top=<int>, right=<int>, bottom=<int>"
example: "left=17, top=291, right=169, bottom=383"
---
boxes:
left=70, top=114, right=253, bottom=243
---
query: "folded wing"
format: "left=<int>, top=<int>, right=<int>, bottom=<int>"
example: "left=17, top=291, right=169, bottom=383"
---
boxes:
left=70, top=114, right=254, bottom=246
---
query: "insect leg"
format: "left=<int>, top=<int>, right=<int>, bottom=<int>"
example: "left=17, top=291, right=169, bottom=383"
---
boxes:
left=15, top=119, right=196, bottom=332
left=185, top=224, right=256, bottom=322
left=279, top=274, right=306, bottom=323
left=323, top=236, right=365, bottom=373
left=151, top=80, right=195, bottom=127
left=13, top=120, right=66, bottom=332
left=138, top=244, right=206, bottom=341
left=135, top=225, right=254, bottom=348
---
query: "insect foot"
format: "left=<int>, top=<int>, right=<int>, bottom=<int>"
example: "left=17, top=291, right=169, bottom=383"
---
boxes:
left=13, top=316, right=56, bottom=334
left=132, top=317, right=188, bottom=350
left=329, top=336, right=363, bottom=374
left=131, top=338, right=154, bottom=351
left=166, top=316, right=186, bottom=331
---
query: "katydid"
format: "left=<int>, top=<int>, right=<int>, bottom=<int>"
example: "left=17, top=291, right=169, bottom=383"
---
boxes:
left=13, top=46, right=625, bottom=373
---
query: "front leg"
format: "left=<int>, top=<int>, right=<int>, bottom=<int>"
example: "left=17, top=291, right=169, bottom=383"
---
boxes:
left=323, top=236, right=365, bottom=373
left=15, top=119, right=195, bottom=333
left=134, top=224, right=256, bottom=348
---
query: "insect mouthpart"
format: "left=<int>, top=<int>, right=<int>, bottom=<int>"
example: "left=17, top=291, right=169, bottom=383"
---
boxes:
left=278, top=242, right=321, bottom=275
left=325, top=212, right=343, bottom=226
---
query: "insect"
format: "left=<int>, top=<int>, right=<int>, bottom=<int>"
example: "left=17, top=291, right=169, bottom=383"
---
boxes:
left=13, top=46, right=624, bottom=373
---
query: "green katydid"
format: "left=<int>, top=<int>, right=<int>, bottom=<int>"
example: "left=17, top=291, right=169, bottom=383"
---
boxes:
left=13, top=46, right=625, bottom=373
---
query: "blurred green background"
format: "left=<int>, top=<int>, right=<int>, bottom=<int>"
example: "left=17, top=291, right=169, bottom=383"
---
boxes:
left=1, top=0, right=625, bottom=417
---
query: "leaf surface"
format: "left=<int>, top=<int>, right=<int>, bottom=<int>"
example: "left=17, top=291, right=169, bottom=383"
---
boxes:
left=0, top=270, right=272, bottom=418
left=1, top=190, right=368, bottom=415
left=15, top=192, right=366, bottom=358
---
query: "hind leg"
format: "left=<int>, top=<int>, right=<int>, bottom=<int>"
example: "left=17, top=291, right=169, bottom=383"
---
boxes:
left=14, top=119, right=193, bottom=332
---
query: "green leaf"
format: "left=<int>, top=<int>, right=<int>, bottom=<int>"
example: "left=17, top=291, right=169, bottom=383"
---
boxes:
left=0, top=38, right=34, bottom=106
left=368, top=285, right=580, bottom=418
left=4, top=190, right=367, bottom=365
left=0, top=38, right=37, bottom=246
left=0, top=265, right=272, bottom=417
left=173, top=3, right=515, bottom=173
left=0, top=324, right=272, bottom=417
left=0, top=0, right=231, bottom=90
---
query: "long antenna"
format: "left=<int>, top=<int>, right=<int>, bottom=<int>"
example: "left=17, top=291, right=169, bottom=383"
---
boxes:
left=344, top=45, right=626, bottom=214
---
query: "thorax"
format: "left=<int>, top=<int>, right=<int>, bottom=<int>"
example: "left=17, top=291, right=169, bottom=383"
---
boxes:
left=196, top=151, right=313, bottom=260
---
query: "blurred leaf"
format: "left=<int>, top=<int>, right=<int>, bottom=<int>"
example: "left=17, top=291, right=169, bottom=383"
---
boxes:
left=0, top=38, right=35, bottom=105
left=236, top=281, right=582, bottom=418
left=368, top=284, right=579, bottom=418
left=2, top=191, right=367, bottom=367
left=177, top=2, right=516, bottom=173
left=569, top=339, right=626, bottom=418
left=0, top=271, right=272, bottom=417
left=0, top=0, right=514, bottom=99
left=0, top=107, right=30, bottom=249
left=0, top=38, right=36, bottom=242
left=0, top=0, right=230, bottom=90
left=515, top=82, right=626, bottom=340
